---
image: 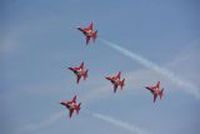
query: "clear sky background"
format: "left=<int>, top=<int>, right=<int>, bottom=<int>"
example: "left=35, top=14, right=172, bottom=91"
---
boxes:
left=1, top=0, right=200, bottom=134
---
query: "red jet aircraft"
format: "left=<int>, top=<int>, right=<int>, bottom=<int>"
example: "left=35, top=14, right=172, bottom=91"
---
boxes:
left=105, top=72, right=125, bottom=93
left=145, top=81, right=164, bottom=103
left=60, top=95, right=81, bottom=118
left=77, top=22, right=97, bottom=45
left=68, top=62, right=88, bottom=84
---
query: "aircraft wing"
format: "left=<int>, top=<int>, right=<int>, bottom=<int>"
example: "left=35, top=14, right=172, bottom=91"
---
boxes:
left=86, top=36, right=90, bottom=44
left=113, top=84, right=118, bottom=93
left=77, top=27, right=84, bottom=33
left=72, top=95, right=77, bottom=103
left=73, top=66, right=81, bottom=70
left=76, top=75, right=81, bottom=84
left=116, top=72, right=121, bottom=79
left=68, top=67, right=74, bottom=71
left=69, top=109, right=74, bottom=118
left=146, top=87, right=154, bottom=94
left=153, top=94, right=158, bottom=103
left=88, top=22, right=93, bottom=30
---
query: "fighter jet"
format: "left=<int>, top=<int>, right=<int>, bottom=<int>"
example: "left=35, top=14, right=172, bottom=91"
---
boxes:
left=60, top=95, right=81, bottom=118
left=77, top=22, right=97, bottom=45
left=105, top=72, right=125, bottom=93
left=68, top=62, right=88, bottom=84
left=145, top=81, right=164, bottom=103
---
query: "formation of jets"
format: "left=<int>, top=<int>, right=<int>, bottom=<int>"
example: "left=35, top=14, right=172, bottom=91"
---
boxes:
left=60, top=22, right=165, bottom=118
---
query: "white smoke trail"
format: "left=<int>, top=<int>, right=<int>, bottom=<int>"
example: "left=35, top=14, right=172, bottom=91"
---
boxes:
left=18, top=111, right=65, bottom=134
left=92, top=113, right=149, bottom=134
left=100, top=39, right=200, bottom=99
left=18, top=39, right=199, bottom=133
left=18, top=85, right=148, bottom=134
left=17, top=85, right=111, bottom=134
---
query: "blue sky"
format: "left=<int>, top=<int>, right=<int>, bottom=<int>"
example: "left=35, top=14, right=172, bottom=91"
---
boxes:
left=1, top=0, right=200, bottom=134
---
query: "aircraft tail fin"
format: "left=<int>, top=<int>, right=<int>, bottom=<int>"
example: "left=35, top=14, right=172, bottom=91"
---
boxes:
left=84, top=69, right=88, bottom=80
left=159, top=88, right=164, bottom=100
left=156, top=81, right=160, bottom=88
left=116, top=71, right=121, bottom=78
left=120, top=78, right=125, bottom=89
left=80, top=62, right=84, bottom=69
left=88, top=22, right=93, bottom=30
left=76, top=103, right=81, bottom=114
left=92, top=30, right=97, bottom=42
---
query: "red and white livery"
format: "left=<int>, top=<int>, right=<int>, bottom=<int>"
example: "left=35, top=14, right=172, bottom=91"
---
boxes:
left=77, top=22, right=97, bottom=45
left=60, top=95, right=81, bottom=118
left=105, top=72, right=125, bottom=93
left=68, top=62, right=88, bottom=84
left=145, top=81, right=164, bottom=103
